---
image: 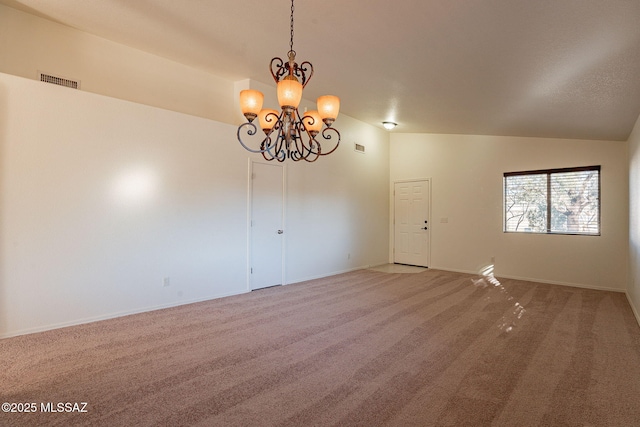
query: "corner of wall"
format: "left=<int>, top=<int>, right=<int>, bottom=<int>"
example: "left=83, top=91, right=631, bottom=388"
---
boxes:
left=627, top=293, right=640, bottom=327
left=627, top=112, right=640, bottom=327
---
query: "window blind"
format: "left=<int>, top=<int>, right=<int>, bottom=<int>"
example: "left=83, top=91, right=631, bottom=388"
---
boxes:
left=504, top=166, right=600, bottom=235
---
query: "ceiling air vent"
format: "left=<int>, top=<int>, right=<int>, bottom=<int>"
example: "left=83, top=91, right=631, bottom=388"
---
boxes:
left=39, top=72, right=80, bottom=89
left=354, top=143, right=365, bottom=154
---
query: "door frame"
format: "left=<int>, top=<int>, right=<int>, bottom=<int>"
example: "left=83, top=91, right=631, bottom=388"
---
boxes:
left=391, top=178, right=431, bottom=267
left=247, top=159, right=287, bottom=291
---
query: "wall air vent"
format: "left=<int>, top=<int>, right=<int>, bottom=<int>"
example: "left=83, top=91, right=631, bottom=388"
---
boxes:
left=354, top=143, right=365, bottom=154
left=39, top=72, right=80, bottom=89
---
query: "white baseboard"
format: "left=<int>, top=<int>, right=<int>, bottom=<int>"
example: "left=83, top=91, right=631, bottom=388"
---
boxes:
left=6, top=266, right=635, bottom=339
left=429, top=266, right=625, bottom=293
left=627, top=292, right=640, bottom=327
left=0, top=289, right=249, bottom=340
left=1, top=263, right=385, bottom=339
left=286, top=264, right=376, bottom=285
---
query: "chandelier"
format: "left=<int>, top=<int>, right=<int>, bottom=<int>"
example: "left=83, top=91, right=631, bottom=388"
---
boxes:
left=237, top=0, right=341, bottom=162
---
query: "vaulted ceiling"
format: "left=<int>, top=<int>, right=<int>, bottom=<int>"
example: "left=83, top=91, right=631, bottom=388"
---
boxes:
left=2, top=0, right=640, bottom=140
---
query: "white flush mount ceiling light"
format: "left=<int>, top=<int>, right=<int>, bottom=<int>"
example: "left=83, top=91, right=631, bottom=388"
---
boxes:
left=237, top=0, right=341, bottom=162
left=383, top=121, right=397, bottom=130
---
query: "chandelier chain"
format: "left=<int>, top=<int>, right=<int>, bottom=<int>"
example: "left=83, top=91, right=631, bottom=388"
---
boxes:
left=289, top=0, right=295, bottom=54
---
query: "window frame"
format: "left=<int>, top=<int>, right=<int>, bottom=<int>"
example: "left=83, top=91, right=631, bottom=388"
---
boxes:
left=503, top=165, right=601, bottom=236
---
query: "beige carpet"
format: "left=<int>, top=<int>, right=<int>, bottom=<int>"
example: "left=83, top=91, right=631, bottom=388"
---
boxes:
left=2, top=269, right=640, bottom=426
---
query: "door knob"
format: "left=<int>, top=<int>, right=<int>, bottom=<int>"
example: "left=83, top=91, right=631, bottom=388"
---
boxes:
left=277, top=230, right=284, bottom=234
left=421, top=227, right=428, bottom=230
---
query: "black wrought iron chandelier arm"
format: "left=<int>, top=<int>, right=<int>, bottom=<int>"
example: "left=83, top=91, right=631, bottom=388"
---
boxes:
left=269, top=57, right=287, bottom=83
left=270, top=56, right=313, bottom=87
left=297, top=61, right=313, bottom=88
left=237, top=111, right=283, bottom=158
left=237, top=122, right=272, bottom=154
left=318, top=126, right=341, bottom=156
left=300, top=110, right=320, bottom=137
left=260, top=122, right=287, bottom=162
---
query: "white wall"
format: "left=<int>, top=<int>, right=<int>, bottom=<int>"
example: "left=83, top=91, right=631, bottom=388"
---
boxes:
left=0, top=73, right=389, bottom=338
left=0, top=73, right=247, bottom=336
left=0, top=75, right=390, bottom=340
left=0, top=3, right=390, bottom=338
left=242, top=81, right=390, bottom=283
left=0, top=4, right=237, bottom=125
left=390, top=133, right=628, bottom=291
left=628, top=115, right=640, bottom=322
left=286, top=115, right=390, bottom=282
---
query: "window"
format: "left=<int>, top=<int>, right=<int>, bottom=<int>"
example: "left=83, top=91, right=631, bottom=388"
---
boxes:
left=503, top=166, right=600, bottom=235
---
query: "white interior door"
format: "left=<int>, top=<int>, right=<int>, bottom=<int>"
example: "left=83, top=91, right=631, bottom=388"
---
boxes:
left=394, top=180, right=430, bottom=267
left=250, top=162, right=284, bottom=290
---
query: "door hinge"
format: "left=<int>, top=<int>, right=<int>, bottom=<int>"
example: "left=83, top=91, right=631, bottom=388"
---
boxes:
left=251, top=268, right=253, bottom=274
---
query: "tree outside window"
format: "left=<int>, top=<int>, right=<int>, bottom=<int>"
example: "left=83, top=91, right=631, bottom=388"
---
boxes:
left=504, top=166, right=600, bottom=235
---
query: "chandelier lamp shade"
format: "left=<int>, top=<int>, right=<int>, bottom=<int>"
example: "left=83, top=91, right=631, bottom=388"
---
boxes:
left=237, top=0, right=341, bottom=162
